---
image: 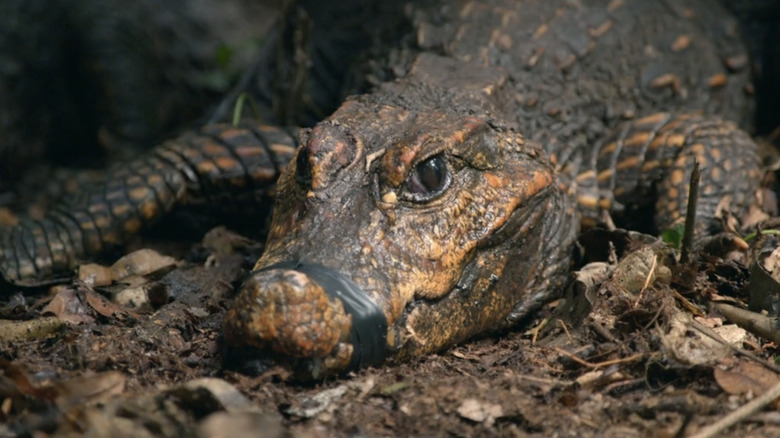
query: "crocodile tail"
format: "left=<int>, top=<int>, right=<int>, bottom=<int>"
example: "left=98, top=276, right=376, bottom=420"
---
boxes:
left=0, top=123, right=297, bottom=287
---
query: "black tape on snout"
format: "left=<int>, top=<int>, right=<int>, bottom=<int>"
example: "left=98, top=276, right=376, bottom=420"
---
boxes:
left=255, top=261, right=388, bottom=370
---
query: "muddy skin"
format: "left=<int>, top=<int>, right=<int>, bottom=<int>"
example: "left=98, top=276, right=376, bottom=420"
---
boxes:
left=224, top=0, right=762, bottom=379
left=224, top=68, right=579, bottom=377
left=0, top=0, right=765, bottom=380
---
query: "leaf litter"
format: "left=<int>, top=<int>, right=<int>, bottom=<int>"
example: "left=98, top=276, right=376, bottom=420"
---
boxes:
left=1, top=216, right=780, bottom=437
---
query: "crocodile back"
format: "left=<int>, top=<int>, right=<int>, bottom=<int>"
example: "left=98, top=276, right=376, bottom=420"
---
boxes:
left=411, top=0, right=752, bottom=164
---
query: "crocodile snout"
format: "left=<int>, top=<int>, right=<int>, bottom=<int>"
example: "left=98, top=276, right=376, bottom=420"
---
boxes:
left=223, top=262, right=388, bottom=375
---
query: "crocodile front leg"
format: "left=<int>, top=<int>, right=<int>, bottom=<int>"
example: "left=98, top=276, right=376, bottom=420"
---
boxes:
left=573, top=112, right=762, bottom=238
left=0, top=123, right=296, bottom=287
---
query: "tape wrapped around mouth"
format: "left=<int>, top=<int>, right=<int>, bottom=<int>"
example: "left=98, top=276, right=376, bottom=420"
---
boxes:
left=254, top=261, right=388, bottom=370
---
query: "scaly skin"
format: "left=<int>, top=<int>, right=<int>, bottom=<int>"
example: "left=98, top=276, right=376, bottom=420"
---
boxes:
left=224, top=87, right=579, bottom=374
left=0, top=124, right=296, bottom=286
left=223, top=0, right=762, bottom=379
left=0, top=0, right=764, bottom=379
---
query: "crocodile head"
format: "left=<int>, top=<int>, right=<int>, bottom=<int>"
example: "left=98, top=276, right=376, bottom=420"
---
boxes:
left=224, top=57, right=578, bottom=379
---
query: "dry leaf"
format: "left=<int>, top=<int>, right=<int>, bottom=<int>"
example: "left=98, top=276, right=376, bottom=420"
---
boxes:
left=110, top=248, right=178, bottom=280
left=612, top=245, right=672, bottom=296
left=660, top=311, right=733, bottom=365
left=199, top=411, right=284, bottom=438
left=286, top=385, right=348, bottom=418
left=179, top=378, right=254, bottom=412
left=78, top=249, right=178, bottom=287
left=78, top=263, right=115, bottom=287
left=55, top=371, right=126, bottom=410
left=714, top=361, right=780, bottom=397
left=202, top=226, right=253, bottom=259
left=83, top=288, right=139, bottom=319
left=114, top=287, right=150, bottom=308
left=84, top=288, right=124, bottom=318
left=456, top=398, right=504, bottom=426
left=42, top=287, right=94, bottom=324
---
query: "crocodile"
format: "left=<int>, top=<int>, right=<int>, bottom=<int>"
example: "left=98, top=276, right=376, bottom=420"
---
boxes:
left=222, top=0, right=763, bottom=378
left=0, top=0, right=765, bottom=379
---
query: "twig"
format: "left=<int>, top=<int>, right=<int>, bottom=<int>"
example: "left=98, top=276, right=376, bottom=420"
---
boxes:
left=680, top=161, right=700, bottom=264
left=531, top=317, right=550, bottom=344
left=602, top=377, right=644, bottom=394
left=554, top=348, right=643, bottom=369
left=641, top=300, right=667, bottom=332
left=557, top=319, right=573, bottom=341
left=633, top=254, right=657, bottom=309
left=513, top=374, right=570, bottom=387
left=708, top=303, right=780, bottom=373
left=687, top=379, right=780, bottom=438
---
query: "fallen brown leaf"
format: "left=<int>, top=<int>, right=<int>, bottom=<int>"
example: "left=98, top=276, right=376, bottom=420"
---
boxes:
left=456, top=398, right=504, bottom=426
left=714, top=360, right=780, bottom=397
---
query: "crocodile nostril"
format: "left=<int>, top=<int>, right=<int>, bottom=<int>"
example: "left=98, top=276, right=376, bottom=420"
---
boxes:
left=295, top=145, right=312, bottom=189
left=300, top=123, right=358, bottom=190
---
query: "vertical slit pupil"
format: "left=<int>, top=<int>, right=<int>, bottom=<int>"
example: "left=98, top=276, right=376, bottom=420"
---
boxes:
left=415, top=155, right=446, bottom=194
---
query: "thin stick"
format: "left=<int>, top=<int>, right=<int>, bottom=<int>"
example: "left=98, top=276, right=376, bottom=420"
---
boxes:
left=700, top=305, right=780, bottom=374
left=553, top=348, right=643, bottom=369
left=687, top=379, right=780, bottom=438
left=557, top=319, right=573, bottom=341
left=632, top=254, right=657, bottom=309
left=680, top=161, right=701, bottom=264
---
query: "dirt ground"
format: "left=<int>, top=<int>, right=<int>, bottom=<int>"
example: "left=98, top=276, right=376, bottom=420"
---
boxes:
left=3, top=1, right=780, bottom=437
left=2, top=225, right=780, bottom=437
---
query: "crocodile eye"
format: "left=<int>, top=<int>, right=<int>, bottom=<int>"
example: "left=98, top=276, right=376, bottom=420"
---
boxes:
left=404, top=154, right=451, bottom=201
